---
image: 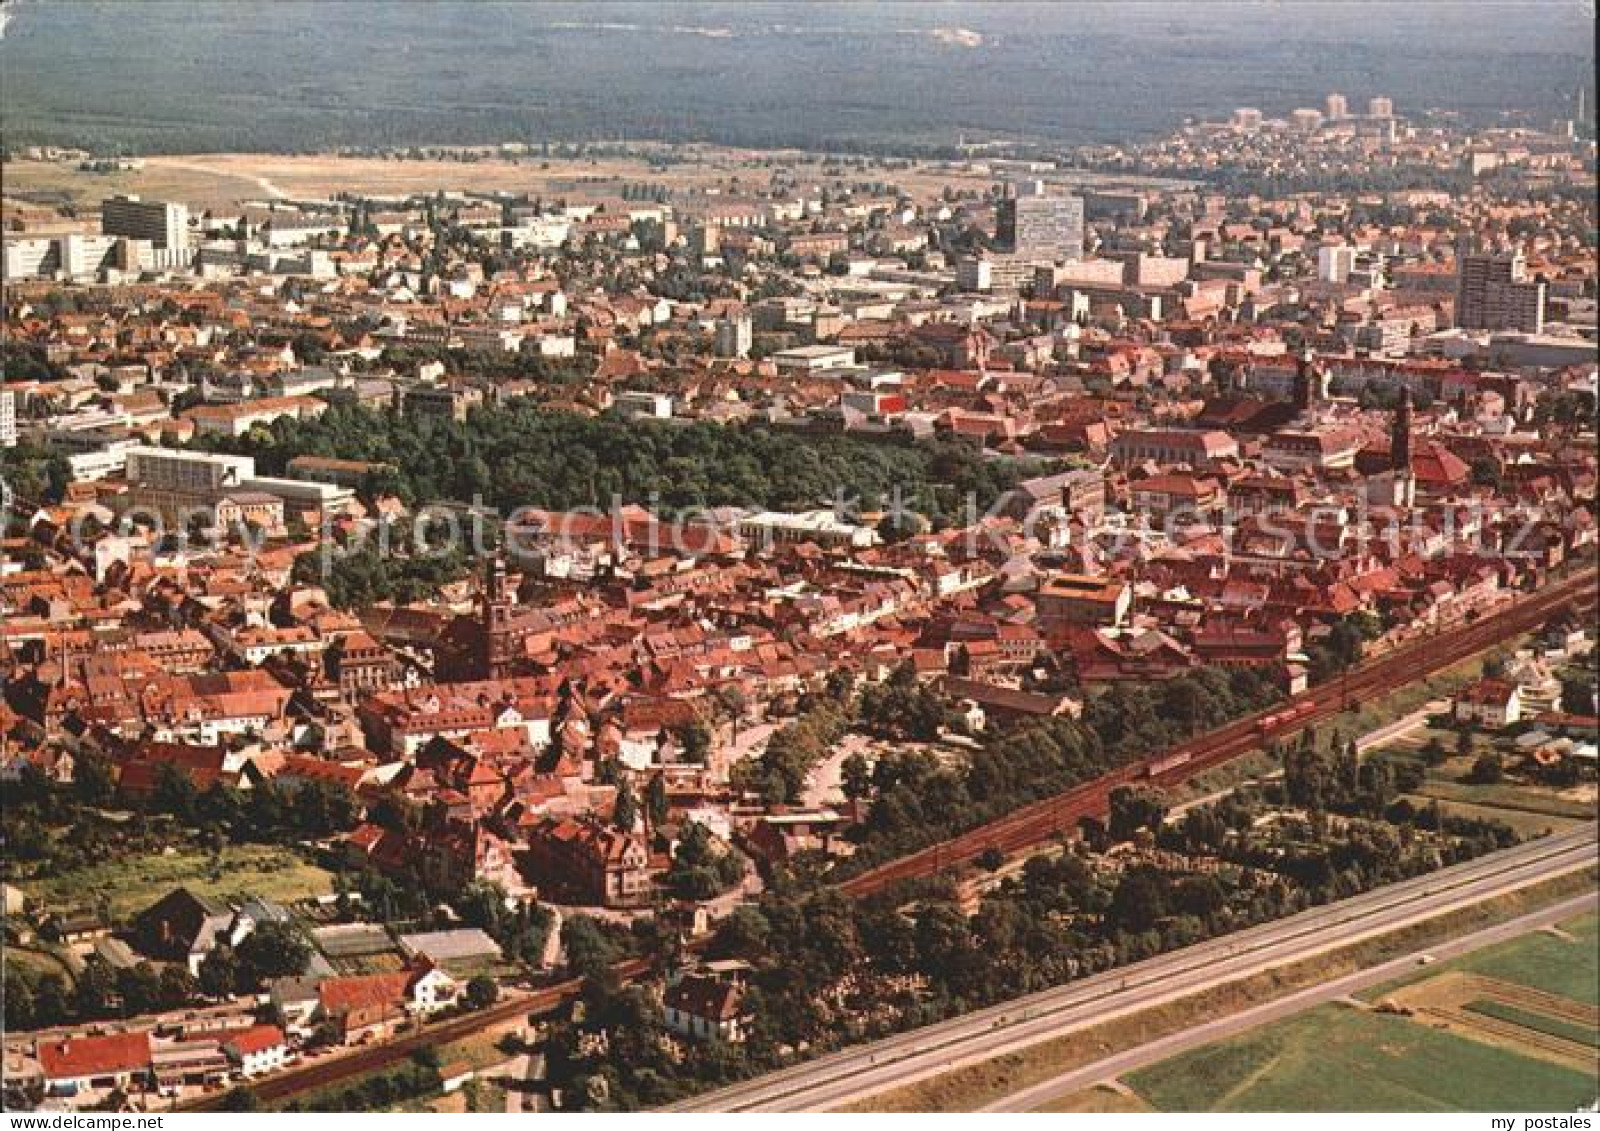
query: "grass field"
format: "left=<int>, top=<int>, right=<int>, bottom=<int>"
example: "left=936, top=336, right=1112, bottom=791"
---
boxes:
left=6, top=945, right=81, bottom=985
left=23, top=843, right=335, bottom=920
left=1413, top=775, right=1596, bottom=821
left=1402, top=795, right=1585, bottom=839
left=1463, top=1000, right=1599, bottom=1048
left=1363, top=913, right=1599, bottom=1005
left=848, top=871, right=1596, bottom=1112
left=1124, top=1003, right=1596, bottom=1112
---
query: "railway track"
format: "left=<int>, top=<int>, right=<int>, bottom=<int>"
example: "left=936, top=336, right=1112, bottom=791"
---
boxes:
left=839, top=565, right=1597, bottom=897
left=206, top=564, right=1594, bottom=1106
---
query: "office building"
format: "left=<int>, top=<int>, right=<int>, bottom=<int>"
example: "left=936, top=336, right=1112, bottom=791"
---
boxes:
left=714, top=315, right=753, bottom=359
left=1326, top=92, right=1349, bottom=121
left=1317, top=245, right=1358, bottom=284
left=101, top=195, right=189, bottom=251
left=1456, top=251, right=1546, bottom=333
left=1290, top=108, right=1325, bottom=132
left=0, top=387, right=16, bottom=448
left=1231, top=107, right=1263, bottom=131
left=996, top=183, right=1085, bottom=262
left=1368, top=96, right=1394, bottom=119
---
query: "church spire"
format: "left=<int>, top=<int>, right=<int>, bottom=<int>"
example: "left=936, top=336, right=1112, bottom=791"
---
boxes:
left=1391, top=387, right=1414, bottom=474
left=1292, top=346, right=1322, bottom=419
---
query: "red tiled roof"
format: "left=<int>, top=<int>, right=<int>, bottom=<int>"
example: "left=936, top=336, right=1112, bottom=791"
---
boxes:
left=224, top=1024, right=286, bottom=1057
left=38, top=1032, right=151, bottom=1080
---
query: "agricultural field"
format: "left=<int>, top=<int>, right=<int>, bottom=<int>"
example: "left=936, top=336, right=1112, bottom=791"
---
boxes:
left=23, top=842, right=335, bottom=920
left=1118, top=913, right=1599, bottom=1112
left=1123, top=1001, right=1595, bottom=1112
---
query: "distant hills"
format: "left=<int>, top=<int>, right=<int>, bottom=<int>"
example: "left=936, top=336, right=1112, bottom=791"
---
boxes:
left=0, top=1, right=1592, bottom=155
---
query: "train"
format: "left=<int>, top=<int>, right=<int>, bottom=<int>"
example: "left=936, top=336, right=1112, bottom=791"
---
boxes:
left=1255, top=700, right=1318, bottom=734
left=1144, top=751, right=1193, bottom=778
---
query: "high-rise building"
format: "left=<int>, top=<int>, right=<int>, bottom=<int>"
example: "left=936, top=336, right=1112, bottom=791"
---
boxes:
left=0, top=387, right=17, bottom=449
left=100, top=195, right=189, bottom=251
left=1326, top=92, right=1349, bottom=121
left=1456, top=250, right=1546, bottom=333
left=1231, top=107, right=1263, bottom=131
left=714, top=314, right=753, bottom=359
left=996, top=183, right=1085, bottom=262
left=1368, top=96, right=1394, bottom=119
left=1316, top=245, right=1357, bottom=284
left=1290, top=108, right=1325, bottom=132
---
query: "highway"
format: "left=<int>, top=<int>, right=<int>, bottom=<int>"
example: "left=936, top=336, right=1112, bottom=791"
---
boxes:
left=664, top=824, right=1598, bottom=1112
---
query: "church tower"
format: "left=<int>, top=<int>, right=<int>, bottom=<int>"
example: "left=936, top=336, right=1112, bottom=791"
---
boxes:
left=480, top=555, right=518, bottom=679
left=1391, top=388, right=1414, bottom=473
left=1390, top=388, right=1416, bottom=507
left=1292, top=347, right=1323, bottom=420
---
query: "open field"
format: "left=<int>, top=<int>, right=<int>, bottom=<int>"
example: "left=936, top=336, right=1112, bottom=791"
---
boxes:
left=6, top=945, right=80, bottom=986
left=845, top=869, right=1596, bottom=1112
left=22, top=843, right=335, bottom=920
left=1123, top=1002, right=1595, bottom=1112
left=1362, top=913, right=1598, bottom=1005
left=1, top=146, right=1204, bottom=215
left=2, top=150, right=967, bottom=213
left=1406, top=795, right=1588, bottom=839
left=1464, top=1000, right=1598, bottom=1048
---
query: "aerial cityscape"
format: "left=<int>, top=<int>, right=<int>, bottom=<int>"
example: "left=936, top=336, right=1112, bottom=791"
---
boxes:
left=0, top=0, right=1595, bottom=1117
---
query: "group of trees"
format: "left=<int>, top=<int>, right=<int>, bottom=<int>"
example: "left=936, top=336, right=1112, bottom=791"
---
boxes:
left=665, top=821, right=745, bottom=901
left=197, top=920, right=315, bottom=1000
left=291, top=539, right=473, bottom=610
left=454, top=879, right=555, bottom=968
left=846, top=666, right=1285, bottom=869
left=278, top=1051, right=443, bottom=1113
left=731, top=699, right=851, bottom=807
left=198, top=401, right=1026, bottom=529
left=1306, top=611, right=1384, bottom=684
left=3, top=918, right=311, bottom=1033
left=856, top=661, right=957, bottom=742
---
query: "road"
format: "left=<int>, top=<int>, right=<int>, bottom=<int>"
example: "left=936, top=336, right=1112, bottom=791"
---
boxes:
left=985, top=888, right=1598, bottom=1112
left=663, top=824, right=1597, bottom=1112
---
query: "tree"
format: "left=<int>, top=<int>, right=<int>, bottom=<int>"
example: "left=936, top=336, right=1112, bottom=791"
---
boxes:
left=237, top=921, right=313, bottom=986
left=464, top=975, right=500, bottom=1011
left=644, top=773, right=669, bottom=833
left=562, top=916, right=620, bottom=984
left=675, top=721, right=712, bottom=764
left=74, top=956, right=116, bottom=1019
left=613, top=777, right=639, bottom=834
left=159, top=964, right=199, bottom=1010
left=841, top=752, right=873, bottom=802
left=116, top=963, right=164, bottom=1017
left=1559, top=675, right=1596, bottom=717
left=1108, top=786, right=1168, bottom=842
left=3, top=970, right=35, bottom=1030
left=220, top=1087, right=262, bottom=1112
left=1466, top=752, right=1504, bottom=785
left=73, top=753, right=117, bottom=807
left=154, top=763, right=199, bottom=820
left=199, top=946, right=240, bottom=998
left=1109, top=867, right=1169, bottom=934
